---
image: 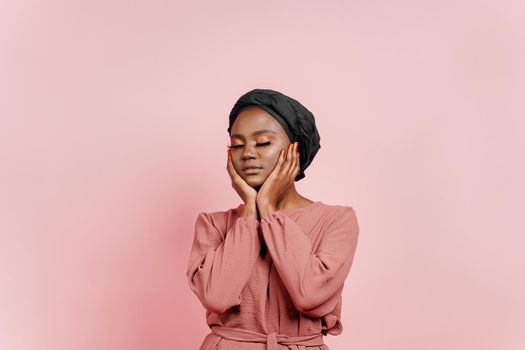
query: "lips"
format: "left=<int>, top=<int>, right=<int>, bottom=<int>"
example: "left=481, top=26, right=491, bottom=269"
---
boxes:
left=243, top=166, right=262, bottom=171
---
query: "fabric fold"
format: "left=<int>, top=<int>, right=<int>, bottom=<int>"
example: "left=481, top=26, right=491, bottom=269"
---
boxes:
left=186, top=202, right=361, bottom=349
left=259, top=207, right=359, bottom=317
left=186, top=213, right=261, bottom=314
left=210, top=326, right=325, bottom=350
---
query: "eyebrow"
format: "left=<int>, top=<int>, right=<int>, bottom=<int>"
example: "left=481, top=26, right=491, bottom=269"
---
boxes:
left=230, top=129, right=277, bottom=139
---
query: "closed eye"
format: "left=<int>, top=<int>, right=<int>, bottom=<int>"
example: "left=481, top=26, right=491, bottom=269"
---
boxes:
left=227, top=141, right=272, bottom=149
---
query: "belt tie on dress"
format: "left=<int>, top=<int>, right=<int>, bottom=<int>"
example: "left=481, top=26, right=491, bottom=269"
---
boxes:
left=210, top=325, right=325, bottom=350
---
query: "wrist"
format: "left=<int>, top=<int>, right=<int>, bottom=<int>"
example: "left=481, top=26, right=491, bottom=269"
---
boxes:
left=257, top=202, right=276, bottom=220
left=256, top=196, right=272, bottom=207
left=241, top=201, right=257, bottom=219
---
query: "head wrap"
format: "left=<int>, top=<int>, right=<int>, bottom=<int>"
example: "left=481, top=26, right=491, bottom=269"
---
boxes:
left=227, top=88, right=321, bottom=182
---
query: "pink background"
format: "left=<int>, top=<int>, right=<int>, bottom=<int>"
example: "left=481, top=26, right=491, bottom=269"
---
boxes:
left=1, top=1, right=524, bottom=349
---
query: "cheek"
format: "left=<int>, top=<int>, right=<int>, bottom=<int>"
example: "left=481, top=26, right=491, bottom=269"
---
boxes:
left=234, top=159, right=243, bottom=173
left=261, top=150, right=281, bottom=169
left=267, top=147, right=283, bottom=160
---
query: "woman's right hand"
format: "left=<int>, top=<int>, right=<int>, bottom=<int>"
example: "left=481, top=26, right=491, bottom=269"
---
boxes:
left=226, top=149, right=257, bottom=205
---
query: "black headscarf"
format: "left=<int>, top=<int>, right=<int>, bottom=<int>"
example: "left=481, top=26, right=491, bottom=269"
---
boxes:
left=227, top=88, right=321, bottom=182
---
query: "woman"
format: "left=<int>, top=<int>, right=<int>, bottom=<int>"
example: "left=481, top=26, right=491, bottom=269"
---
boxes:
left=186, top=88, right=360, bottom=350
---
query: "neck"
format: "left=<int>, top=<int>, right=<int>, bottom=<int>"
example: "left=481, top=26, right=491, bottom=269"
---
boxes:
left=274, top=184, right=304, bottom=211
left=253, top=183, right=305, bottom=211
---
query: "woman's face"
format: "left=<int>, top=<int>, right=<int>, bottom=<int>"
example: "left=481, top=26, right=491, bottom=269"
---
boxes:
left=229, top=107, right=292, bottom=188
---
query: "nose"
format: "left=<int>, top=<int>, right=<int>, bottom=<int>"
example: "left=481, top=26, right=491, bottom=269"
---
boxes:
left=241, top=143, right=257, bottom=160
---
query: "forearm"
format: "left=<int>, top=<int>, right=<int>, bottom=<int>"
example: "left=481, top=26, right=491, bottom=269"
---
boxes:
left=259, top=208, right=359, bottom=315
left=187, top=212, right=261, bottom=314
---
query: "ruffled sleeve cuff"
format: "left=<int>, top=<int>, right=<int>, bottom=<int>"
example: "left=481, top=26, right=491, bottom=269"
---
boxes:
left=236, top=215, right=261, bottom=228
left=260, top=210, right=288, bottom=225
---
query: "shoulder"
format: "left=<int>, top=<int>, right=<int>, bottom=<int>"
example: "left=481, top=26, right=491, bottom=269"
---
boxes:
left=313, top=203, right=359, bottom=234
left=317, top=202, right=357, bottom=219
left=315, top=203, right=359, bottom=242
left=197, top=203, right=243, bottom=221
left=195, top=203, right=244, bottom=235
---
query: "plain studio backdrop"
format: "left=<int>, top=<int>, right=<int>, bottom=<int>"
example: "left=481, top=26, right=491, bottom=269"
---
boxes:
left=1, top=1, right=524, bottom=349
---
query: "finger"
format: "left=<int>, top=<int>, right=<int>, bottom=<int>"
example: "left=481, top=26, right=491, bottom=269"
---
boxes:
left=285, top=142, right=294, bottom=173
left=293, top=147, right=300, bottom=178
left=288, top=142, right=299, bottom=177
left=280, top=146, right=291, bottom=175
left=290, top=142, right=298, bottom=173
left=226, top=150, right=236, bottom=177
left=283, top=143, right=292, bottom=169
left=278, top=148, right=286, bottom=164
left=292, top=142, right=297, bottom=168
left=274, top=148, right=285, bottom=175
left=226, top=150, right=232, bottom=175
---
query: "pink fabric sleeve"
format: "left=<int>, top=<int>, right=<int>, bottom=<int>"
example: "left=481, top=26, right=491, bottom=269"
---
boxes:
left=186, top=212, right=261, bottom=314
left=259, top=207, right=359, bottom=317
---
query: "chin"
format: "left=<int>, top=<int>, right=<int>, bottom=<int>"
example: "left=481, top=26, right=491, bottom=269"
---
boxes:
left=243, top=175, right=264, bottom=187
left=245, top=178, right=262, bottom=187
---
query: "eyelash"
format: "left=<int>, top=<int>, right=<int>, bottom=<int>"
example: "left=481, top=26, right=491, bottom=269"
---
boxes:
left=227, top=141, right=272, bottom=149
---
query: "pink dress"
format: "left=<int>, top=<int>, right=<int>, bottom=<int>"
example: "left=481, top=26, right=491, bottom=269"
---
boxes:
left=186, top=201, right=360, bottom=350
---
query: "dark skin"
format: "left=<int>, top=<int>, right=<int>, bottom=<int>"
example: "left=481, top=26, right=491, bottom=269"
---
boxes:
left=226, top=107, right=315, bottom=221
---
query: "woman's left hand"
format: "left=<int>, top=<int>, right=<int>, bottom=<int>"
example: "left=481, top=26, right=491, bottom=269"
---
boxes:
left=256, top=142, right=300, bottom=212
